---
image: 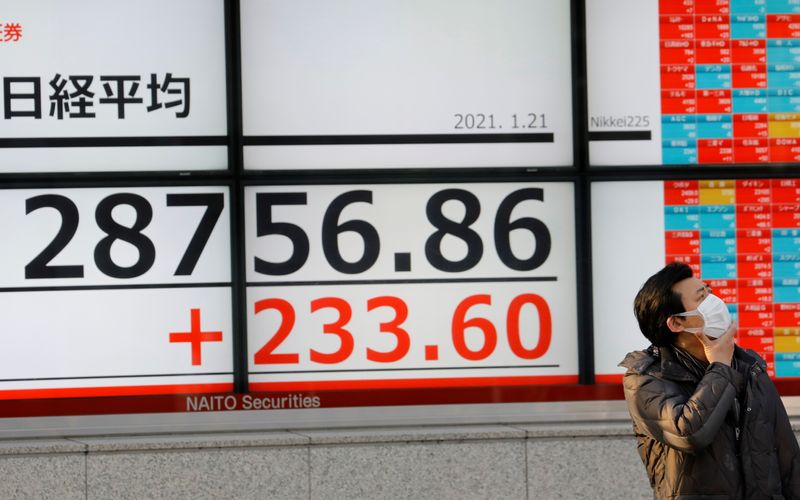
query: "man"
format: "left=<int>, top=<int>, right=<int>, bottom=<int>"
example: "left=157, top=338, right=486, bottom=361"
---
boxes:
left=620, top=262, right=800, bottom=499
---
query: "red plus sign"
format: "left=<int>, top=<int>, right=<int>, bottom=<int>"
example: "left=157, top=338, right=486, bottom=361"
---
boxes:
left=169, top=309, right=222, bottom=366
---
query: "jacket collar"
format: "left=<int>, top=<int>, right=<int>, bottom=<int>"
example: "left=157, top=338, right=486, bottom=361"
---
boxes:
left=619, top=344, right=766, bottom=382
left=618, top=345, right=695, bottom=382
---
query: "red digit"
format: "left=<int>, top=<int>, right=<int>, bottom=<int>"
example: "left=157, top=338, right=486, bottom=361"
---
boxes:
left=451, top=294, right=497, bottom=361
left=253, top=298, right=299, bottom=364
left=507, top=294, right=551, bottom=360
left=310, top=297, right=354, bottom=364
left=366, top=296, right=411, bottom=363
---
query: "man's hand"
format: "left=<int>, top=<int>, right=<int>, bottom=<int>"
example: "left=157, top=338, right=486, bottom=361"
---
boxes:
left=695, top=321, right=736, bottom=366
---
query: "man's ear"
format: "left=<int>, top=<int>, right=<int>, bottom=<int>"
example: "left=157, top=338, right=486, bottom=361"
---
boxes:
left=666, top=316, right=683, bottom=333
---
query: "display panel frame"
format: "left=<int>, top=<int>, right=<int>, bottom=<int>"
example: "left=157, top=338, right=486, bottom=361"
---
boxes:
left=235, top=0, right=584, bottom=175
left=8, top=0, right=800, bottom=439
left=590, top=170, right=800, bottom=398
left=0, top=0, right=236, bottom=179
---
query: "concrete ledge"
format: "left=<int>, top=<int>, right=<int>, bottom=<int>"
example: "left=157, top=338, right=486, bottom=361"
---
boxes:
left=295, top=424, right=526, bottom=445
left=72, top=431, right=308, bottom=452
left=0, top=438, right=86, bottom=456
left=12, top=418, right=798, bottom=499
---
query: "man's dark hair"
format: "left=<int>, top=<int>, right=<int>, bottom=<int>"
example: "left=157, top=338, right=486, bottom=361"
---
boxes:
left=633, top=262, right=694, bottom=346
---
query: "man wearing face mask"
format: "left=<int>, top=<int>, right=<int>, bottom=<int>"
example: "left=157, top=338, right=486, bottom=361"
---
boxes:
left=620, top=262, right=800, bottom=499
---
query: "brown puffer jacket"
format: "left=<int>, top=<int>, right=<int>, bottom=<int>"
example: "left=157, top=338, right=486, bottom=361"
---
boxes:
left=620, top=344, right=800, bottom=499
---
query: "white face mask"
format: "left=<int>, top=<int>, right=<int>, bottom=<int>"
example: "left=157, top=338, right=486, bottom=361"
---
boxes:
left=673, top=293, right=732, bottom=339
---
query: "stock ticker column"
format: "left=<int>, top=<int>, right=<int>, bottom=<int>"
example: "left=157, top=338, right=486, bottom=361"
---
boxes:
left=660, top=0, right=800, bottom=164
left=665, top=179, right=800, bottom=377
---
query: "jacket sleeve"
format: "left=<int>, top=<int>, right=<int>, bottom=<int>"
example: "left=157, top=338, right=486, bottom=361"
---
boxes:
left=623, top=362, right=744, bottom=454
left=772, top=385, right=800, bottom=498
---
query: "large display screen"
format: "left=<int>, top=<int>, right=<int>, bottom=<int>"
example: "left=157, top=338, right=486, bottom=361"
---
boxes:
left=244, top=182, right=578, bottom=393
left=587, top=0, right=800, bottom=166
left=0, top=0, right=229, bottom=173
left=239, top=0, right=573, bottom=170
left=593, top=179, right=800, bottom=380
left=0, top=186, right=233, bottom=399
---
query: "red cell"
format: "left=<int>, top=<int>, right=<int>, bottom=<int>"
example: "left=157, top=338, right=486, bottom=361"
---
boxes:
left=739, top=327, right=772, bottom=338
left=696, top=39, right=732, bottom=63
left=695, top=15, right=730, bottom=39
left=733, top=146, right=769, bottom=163
left=697, top=89, right=731, bottom=113
left=738, top=337, right=775, bottom=352
left=732, top=64, right=768, bottom=88
left=697, top=140, right=734, bottom=163
left=776, top=304, right=800, bottom=325
left=733, top=114, right=769, bottom=138
left=736, top=232, right=772, bottom=253
left=668, top=254, right=701, bottom=266
left=736, top=178, right=771, bottom=203
left=772, top=179, right=800, bottom=203
left=739, top=285, right=774, bottom=304
left=661, top=65, right=696, bottom=89
left=767, top=15, right=800, bottom=38
left=710, top=281, right=738, bottom=302
left=661, top=16, right=696, bottom=39
left=664, top=180, right=700, bottom=205
left=735, top=113, right=768, bottom=123
left=737, top=228, right=769, bottom=238
left=695, top=0, right=729, bottom=14
left=739, top=310, right=775, bottom=328
left=737, top=204, right=773, bottom=228
left=708, top=278, right=734, bottom=287
left=664, top=188, right=700, bottom=205
left=661, top=90, right=697, bottom=114
left=665, top=180, right=699, bottom=190
left=660, top=0, right=695, bottom=15
left=732, top=39, right=767, bottom=63
left=742, top=278, right=773, bottom=288
left=769, top=138, right=800, bottom=162
left=773, top=204, right=800, bottom=227
left=661, top=40, right=696, bottom=64
left=738, top=260, right=773, bottom=279
left=665, top=231, right=701, bottom=254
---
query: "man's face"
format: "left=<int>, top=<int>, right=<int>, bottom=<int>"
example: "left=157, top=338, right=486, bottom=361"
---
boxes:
left=671, top=276, right=709, bottom=331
